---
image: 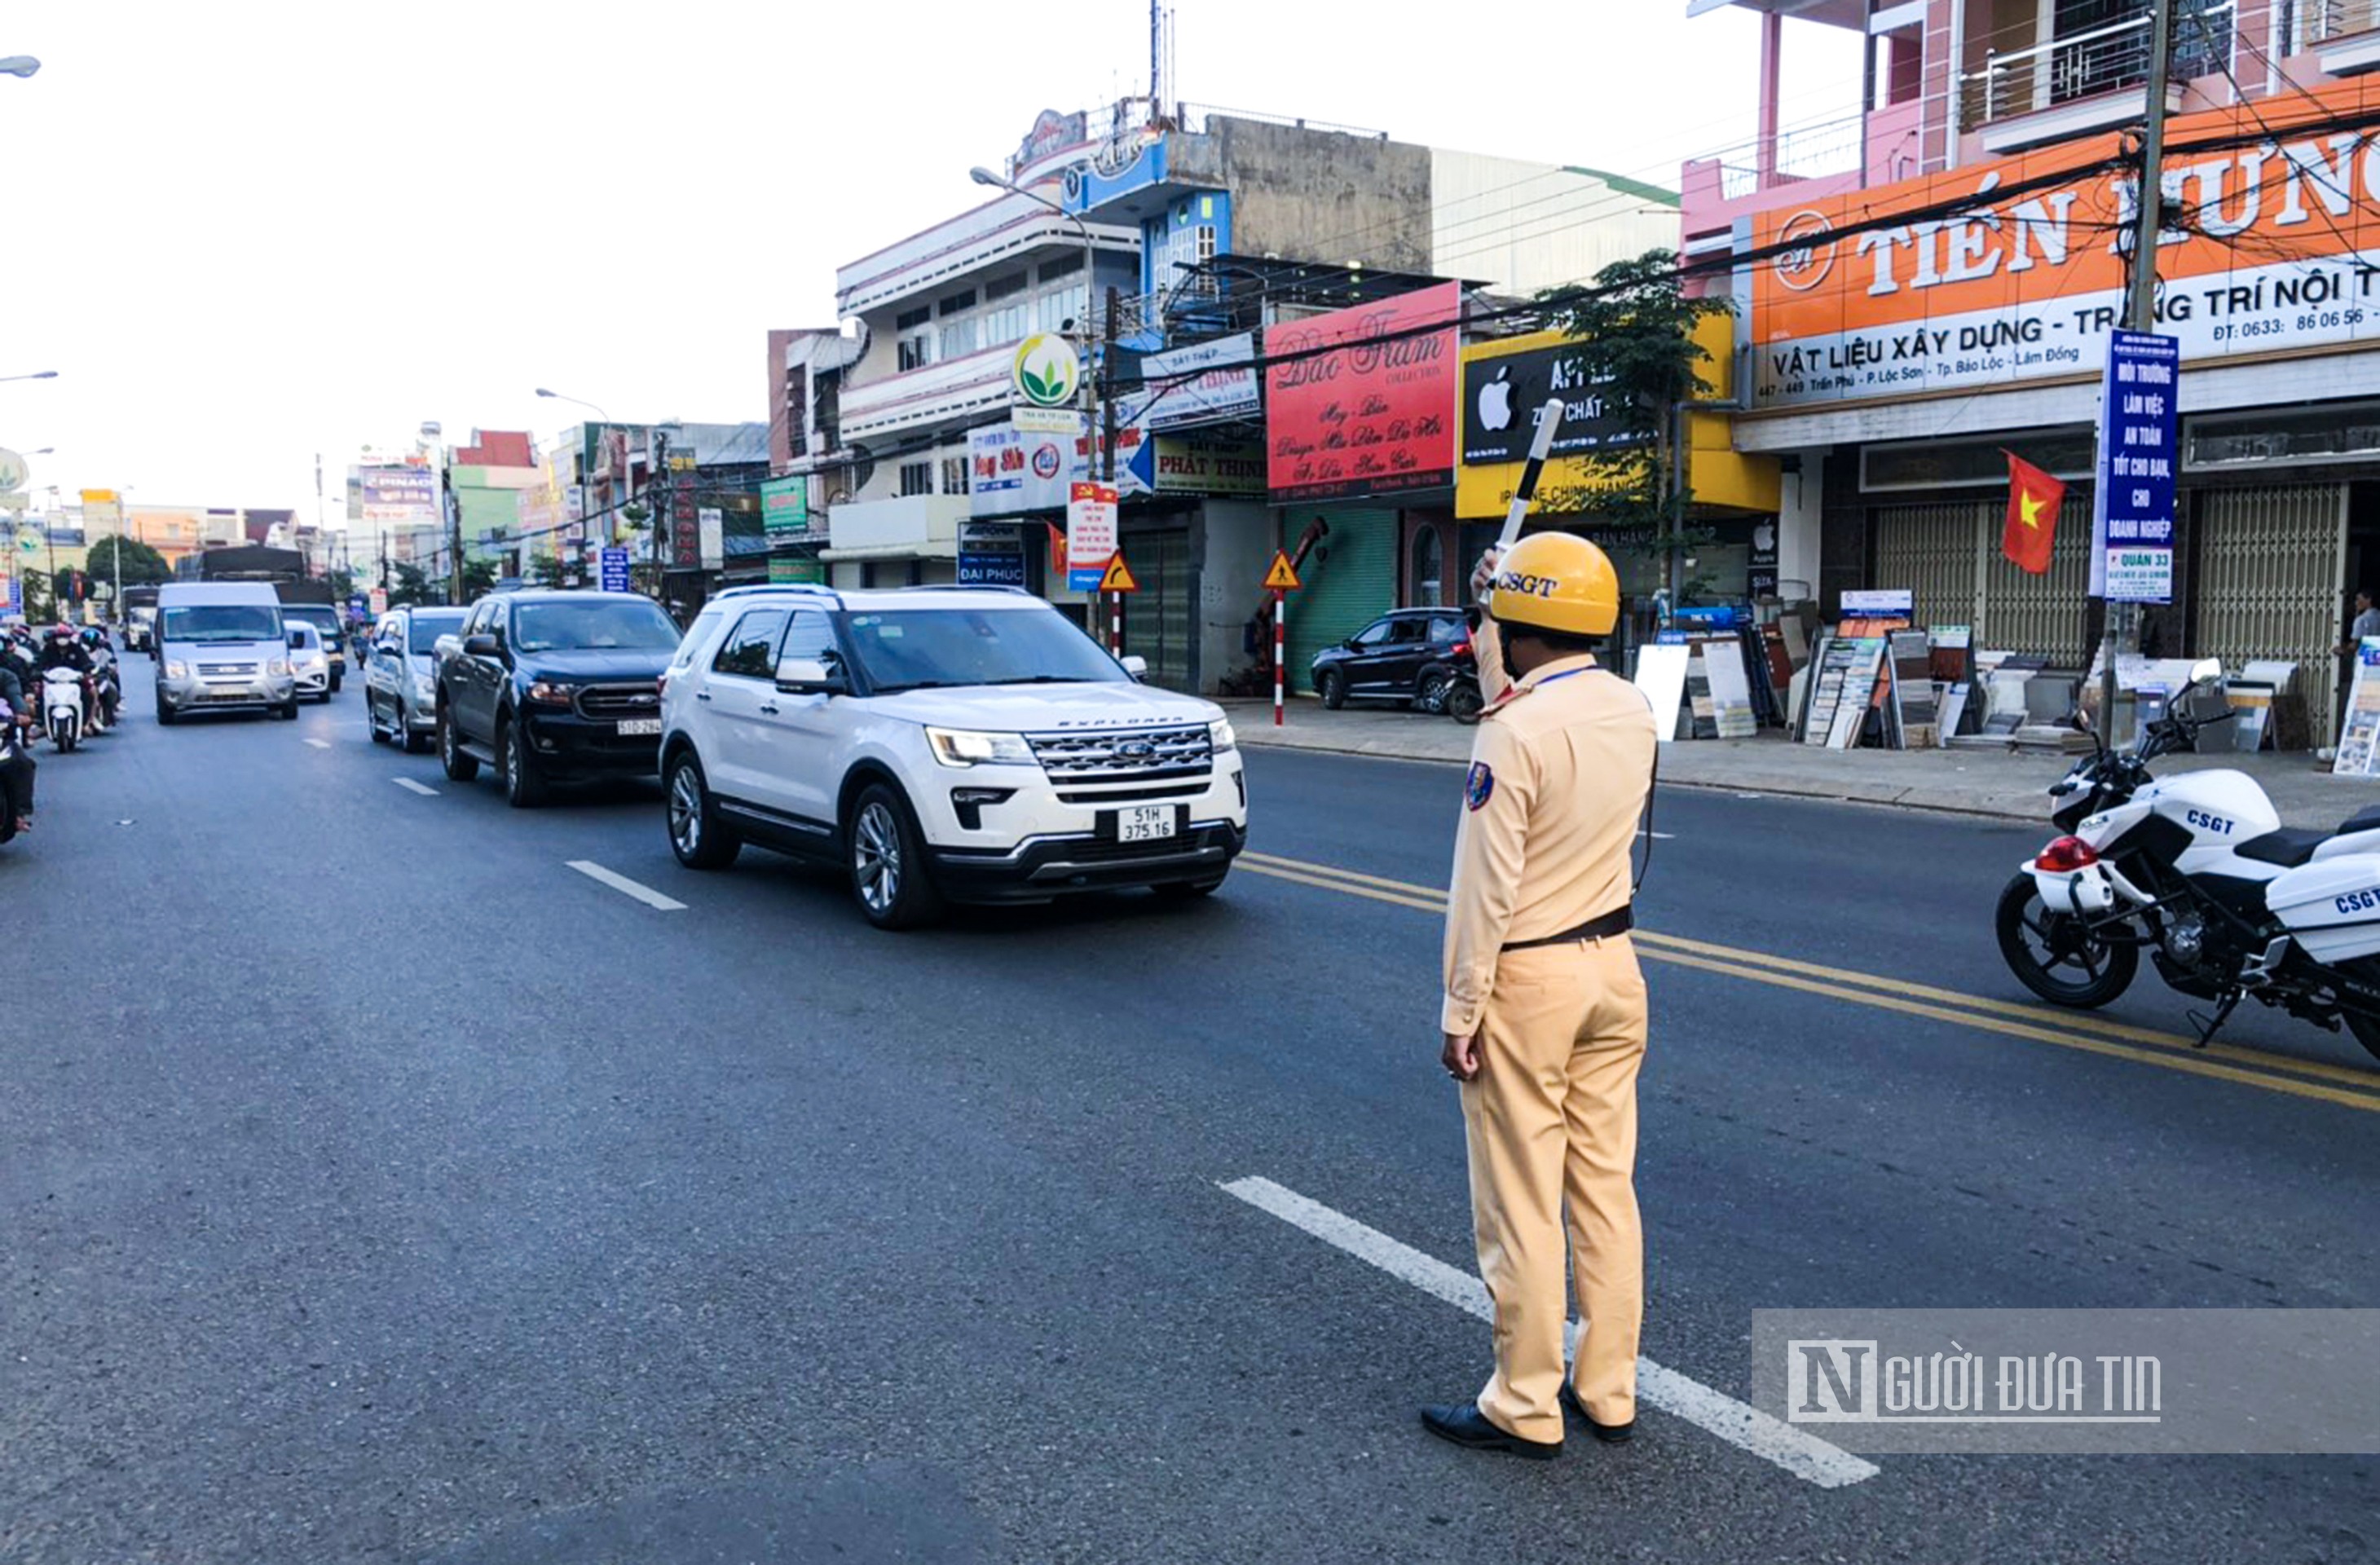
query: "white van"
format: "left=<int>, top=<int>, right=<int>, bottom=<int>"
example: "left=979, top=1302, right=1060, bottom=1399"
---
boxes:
left=155, top=582, right=300, bottom=723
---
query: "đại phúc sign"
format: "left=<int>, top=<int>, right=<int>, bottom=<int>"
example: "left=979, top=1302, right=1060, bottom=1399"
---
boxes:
left=1265, top=281, right=1461, bottom=502
left=1749, top=77, right=2380, bottom=410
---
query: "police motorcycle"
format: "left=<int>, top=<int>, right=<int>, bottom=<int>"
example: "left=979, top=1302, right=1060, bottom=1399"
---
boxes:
left=1998, top=658, right=2380, bottom=1060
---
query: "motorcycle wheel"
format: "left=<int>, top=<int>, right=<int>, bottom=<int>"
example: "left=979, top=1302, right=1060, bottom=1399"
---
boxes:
left=1447, top=683, right=1485, bottom=724
left=2338, top=962, right=2380, bottom=1064
left=1995, top=872, right=2137, bottom=1008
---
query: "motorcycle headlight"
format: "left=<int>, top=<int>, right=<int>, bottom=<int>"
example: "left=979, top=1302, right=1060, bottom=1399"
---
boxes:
left=164, top=660, right=187, bottom=680
left=526, top=679, right=577, bottom=708
left=1209, top=716, right=1238, bottom=755
left=926, top=726, right=1034, bottom=768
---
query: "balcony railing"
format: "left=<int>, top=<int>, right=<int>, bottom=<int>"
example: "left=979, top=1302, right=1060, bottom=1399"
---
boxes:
left=1959, top=2, right=2233, bottom=133
left=1691, top=112, right=1867, bottom=201
left=2298, top=0, right=2380, bottom=46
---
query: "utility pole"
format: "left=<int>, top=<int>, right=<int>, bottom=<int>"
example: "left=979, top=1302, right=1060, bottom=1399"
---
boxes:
left=2097, top=0, right=2175, bottom=735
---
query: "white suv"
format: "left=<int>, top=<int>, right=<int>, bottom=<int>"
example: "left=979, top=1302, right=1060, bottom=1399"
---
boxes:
left=658, top=584, right=1248, bottom=928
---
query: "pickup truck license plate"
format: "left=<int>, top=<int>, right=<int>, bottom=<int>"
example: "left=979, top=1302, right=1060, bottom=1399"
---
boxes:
left=1116, top=805, right=1178, bottom=843
left=616, top=717, right=662, bottom=737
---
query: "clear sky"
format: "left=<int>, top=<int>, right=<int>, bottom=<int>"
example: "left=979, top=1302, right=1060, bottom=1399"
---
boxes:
left=1, top=0, right=1857, bottom=520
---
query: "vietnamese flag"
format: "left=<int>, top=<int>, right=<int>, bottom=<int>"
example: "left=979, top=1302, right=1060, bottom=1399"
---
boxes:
left=2001, top=451, right=2065, bottom=575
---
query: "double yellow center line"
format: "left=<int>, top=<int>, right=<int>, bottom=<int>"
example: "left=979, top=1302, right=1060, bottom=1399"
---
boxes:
left=1237, top=850, right=2380, bottom=1115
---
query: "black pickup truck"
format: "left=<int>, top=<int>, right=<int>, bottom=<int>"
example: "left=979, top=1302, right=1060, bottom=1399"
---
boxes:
left=433, top=589, right=682, bottom=807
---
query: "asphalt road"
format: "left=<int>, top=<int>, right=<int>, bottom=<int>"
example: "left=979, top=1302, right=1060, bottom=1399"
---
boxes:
left=5, top=664, right=2378, bottom=1563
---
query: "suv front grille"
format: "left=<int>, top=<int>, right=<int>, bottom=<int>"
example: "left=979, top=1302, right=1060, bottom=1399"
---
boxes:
left=576, top=682, right=661, bottom=719
left=199, top=662, right=258, bottom=677
left=1028, top=725, right=1213, bottom=782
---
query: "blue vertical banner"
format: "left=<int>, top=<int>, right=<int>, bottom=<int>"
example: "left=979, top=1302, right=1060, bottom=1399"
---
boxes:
left=2092, top=330, right=2179, bottom=603
left=598, top=546, right=632, bottom=593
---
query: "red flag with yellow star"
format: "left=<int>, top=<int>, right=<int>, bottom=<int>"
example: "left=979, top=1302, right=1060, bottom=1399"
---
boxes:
left=2001, top=451, right=2065, bottom=575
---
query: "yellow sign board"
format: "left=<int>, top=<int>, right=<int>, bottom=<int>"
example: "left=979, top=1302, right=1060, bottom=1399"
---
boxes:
left=1263, top=550, right=1302, bottom=592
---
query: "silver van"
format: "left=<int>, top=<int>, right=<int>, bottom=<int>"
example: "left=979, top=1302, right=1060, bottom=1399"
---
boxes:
left=155, top=582, right=299, bottom=723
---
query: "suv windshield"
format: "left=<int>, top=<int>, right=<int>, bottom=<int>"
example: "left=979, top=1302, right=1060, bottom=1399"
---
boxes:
left=512, top=599, right=680, bottom=653
left=164, top=605, right=282, bottom=644
left=840, top=607, right=1126, bottom=693
left=283, top=606, right=340, bottom=637
left=408, top=613, right=465, bottom=655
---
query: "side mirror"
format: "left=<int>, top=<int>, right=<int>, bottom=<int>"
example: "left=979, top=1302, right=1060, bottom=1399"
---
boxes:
left=464, top=633, right=501, bottom=657
left=1121, top=655, right=1148, bottom=680
left=2189, top=656, right=2224, bottom=688
left=775, top=656, right=847, bottom=694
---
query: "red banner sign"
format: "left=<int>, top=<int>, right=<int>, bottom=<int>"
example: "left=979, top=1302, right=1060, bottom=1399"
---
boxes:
left=1265, top=280, right=1461, bottom=502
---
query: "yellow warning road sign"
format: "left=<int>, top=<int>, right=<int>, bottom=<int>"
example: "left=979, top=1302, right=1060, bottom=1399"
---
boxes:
left=1100, top=553, right=1139, bottom=593
left=1263, top=550, right=1302, bottom=591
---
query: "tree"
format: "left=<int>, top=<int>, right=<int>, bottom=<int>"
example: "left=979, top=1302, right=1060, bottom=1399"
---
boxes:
left=1534, top=249, right=1734, bottom=598
left=527, top=551, right=569, bottom=589
left=386, top=563, right=433, bottom=608
left=86, top=536, right=173, bottom=587
left=460, top=560, right=499, bottom=602
left=327, top=568, right=355, bottom=602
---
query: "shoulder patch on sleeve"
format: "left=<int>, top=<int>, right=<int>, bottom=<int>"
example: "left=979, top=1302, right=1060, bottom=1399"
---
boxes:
left=1465, top=761, right=1495, bottom=811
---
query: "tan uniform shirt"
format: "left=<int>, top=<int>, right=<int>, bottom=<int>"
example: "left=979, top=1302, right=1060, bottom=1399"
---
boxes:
left=1441, top=616, right=1658, bottom=1035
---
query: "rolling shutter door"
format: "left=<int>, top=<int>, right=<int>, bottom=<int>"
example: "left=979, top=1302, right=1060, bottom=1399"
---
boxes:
left=1126, top=527, right=1194, bottom=692
left=2195, top=483, right=2345, bottom=738
left=1289, top=508, right=1398, bottom=693
left=1872, top=501, right=1987, bottom=633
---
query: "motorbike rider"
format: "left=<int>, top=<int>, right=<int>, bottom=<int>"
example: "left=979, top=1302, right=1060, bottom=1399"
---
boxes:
left=80, top=626, right=121, bottom=721
left=37, top=623, right=103, bottom=734
left=0, top=657, right=36, bottom=832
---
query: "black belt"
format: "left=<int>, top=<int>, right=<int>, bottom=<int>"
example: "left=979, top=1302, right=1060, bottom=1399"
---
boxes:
left=1502, top=904, right=1633, bottom=951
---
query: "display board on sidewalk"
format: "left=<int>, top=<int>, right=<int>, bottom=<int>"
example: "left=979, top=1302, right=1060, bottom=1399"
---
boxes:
left=1633, top=641, right=1693, bottom=743
left=1698, top=637, right=1758, bottom=739
left=1801, top=636, right=1886, bottom=749
left=2335, top=638, right=2380, bottom=777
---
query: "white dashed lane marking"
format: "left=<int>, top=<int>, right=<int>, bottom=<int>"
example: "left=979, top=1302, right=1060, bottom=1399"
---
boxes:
left=392, top=778, right=439, bottom=796
left=303, top=738, right=330, bottom=749
left=566, top=859, right=687, bottom=912
left=1220, top=1175, right=1880, bottom=1488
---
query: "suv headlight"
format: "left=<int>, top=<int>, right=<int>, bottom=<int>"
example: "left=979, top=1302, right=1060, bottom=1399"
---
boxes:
left=1210, top=717, right=1238, bottom=755
left=927, top=726, right=1034, bottom=768
left=267, top=659, right=291, bottom=677
left=164, top=660, right=187, bottom=680
left=527, top=679, right=577, bottom=708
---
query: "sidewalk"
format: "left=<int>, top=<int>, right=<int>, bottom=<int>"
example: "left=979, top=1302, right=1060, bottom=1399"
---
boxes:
left=1222, top=699, right=2380, bottom=831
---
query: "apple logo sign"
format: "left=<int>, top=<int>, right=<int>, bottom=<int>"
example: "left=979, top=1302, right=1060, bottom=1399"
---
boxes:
left=1478, top=367, right=1514, bottom=433
left=1754, top=522, right=1775, bottom=552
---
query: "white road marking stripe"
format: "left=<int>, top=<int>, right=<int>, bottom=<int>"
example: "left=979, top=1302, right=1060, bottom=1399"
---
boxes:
left=303, top=738, right=330, bottom=749
left=392, top=777, right=439, bottom=796
left=566, top=859, right=687, bottom=912
left=1637, top=830, right=1676, bottom=840
left=1219, top=1175, right=1880, bottom=1489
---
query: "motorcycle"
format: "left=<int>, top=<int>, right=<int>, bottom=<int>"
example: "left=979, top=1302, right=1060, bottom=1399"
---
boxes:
left=1998, top=657, right=2380, bottom=1061
left=1417, top=665, right=1486, bottom=724
left=90, top=646, right=121, bottom=728
left=42, top=667, right=83, bottom=752
left=0, top=716, right=18, bottom=846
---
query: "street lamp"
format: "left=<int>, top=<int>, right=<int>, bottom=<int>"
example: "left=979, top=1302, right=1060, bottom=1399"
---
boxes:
left=970, top=165, right=1104, bottom=480
left=0, top=58, right=39, bottom=79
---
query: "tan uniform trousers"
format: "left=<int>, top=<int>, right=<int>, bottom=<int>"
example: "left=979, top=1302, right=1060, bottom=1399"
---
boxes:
left=1459, top=932, right=1647, bottom=1444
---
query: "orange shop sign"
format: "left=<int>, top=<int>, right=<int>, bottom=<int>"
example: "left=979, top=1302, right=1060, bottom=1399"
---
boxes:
left=1750, top=77, right=2380, bottom=411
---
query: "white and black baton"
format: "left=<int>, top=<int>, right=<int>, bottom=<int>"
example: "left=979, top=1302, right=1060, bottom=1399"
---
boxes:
left=1496, top=398, right=1569, bottom=551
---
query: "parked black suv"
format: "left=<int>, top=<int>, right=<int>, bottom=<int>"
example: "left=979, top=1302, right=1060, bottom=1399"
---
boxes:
left=433, top=589, right=682, bottom=807
left=1310, top=608, right=1475, bottom=712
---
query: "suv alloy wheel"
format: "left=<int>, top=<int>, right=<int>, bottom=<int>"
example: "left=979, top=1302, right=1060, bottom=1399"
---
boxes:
left=848, top=782, right=944, bottom=931
left=439, top=702, right=480, bottom=782
left=1318, top=668, right=1347, bottom=709
left=499, top=712, right=548, bottom=809
left=666, top=751, right=740, bottom=870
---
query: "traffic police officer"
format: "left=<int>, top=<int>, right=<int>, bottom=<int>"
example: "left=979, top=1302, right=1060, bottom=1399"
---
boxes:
left=1421, top=531, right=1657, bottom=1461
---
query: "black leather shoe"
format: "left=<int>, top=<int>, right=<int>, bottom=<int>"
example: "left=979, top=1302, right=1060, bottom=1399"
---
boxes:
left=1560, top=1382, right=1636, bottom=1444
left=1420, top=1401, right=1562, bottom=1460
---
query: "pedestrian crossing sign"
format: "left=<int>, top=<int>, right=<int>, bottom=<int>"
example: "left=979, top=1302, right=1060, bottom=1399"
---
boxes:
left=1263, top=550, right=1301, bottom=591
left=1100, top=554, right=1139, bottom=593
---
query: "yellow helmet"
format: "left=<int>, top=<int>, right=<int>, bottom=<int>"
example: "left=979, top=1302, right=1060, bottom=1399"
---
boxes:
left=1483, top=531, right=1621, bottom=638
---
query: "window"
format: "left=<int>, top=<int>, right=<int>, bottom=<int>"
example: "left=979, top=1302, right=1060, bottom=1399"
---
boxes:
left=899, top=461, right=935, bottom=497
left=1383, top=617, right=1430, bottom=645
left=941, top=456, right=970, bottom=496
left=1038, top=254, right=1083, bottom=282
left=1429, top=615, right=1469, bottom=646
left=1351, top=619, right=1394, bottom=649
left=938, top=289, right=976, bottom=316
left=895, top=306, right=931, bottom=333
left=712, top=609, right=789, bottom=679
left=985, top=271, right=1029, bottom=302
left=779, top=610, right=840, bottom=676
left=1411, top=527, right=1444, bottom=606
left=897, top=333, right=934, bottom=373
left=939, top=317, right=978, bottom=359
